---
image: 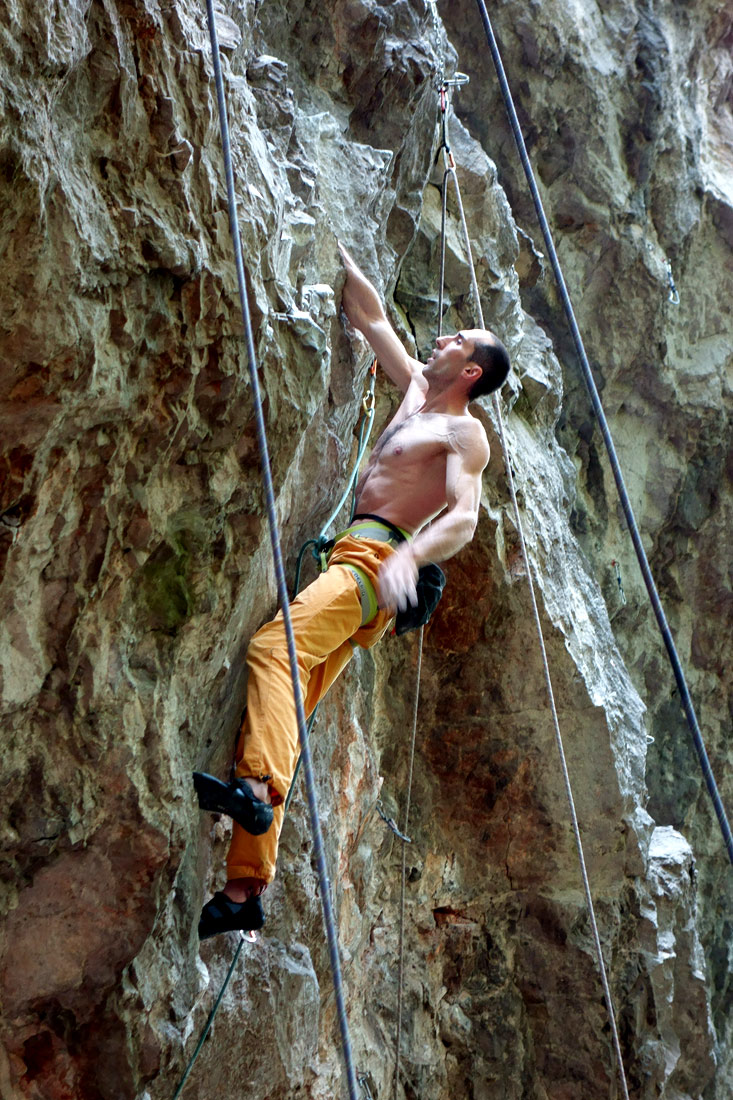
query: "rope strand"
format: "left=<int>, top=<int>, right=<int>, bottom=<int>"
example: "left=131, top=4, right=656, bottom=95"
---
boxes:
left=171, top=937, right=245, bottom=1099
left=196, top=6, right=360, bottom=1098
left=393, top=627, right=424, bottom=1100
left=439, top=85, right=631, bottom=1100
left=473, top=0, right=733, bottom=867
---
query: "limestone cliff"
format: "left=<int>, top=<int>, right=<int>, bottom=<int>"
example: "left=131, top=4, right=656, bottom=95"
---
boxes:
left=0, top=2, right=730, bottom=1099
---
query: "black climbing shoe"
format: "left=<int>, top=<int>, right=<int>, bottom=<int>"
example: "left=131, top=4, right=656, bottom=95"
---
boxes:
left=198, top=891, right=265, bottom=940
left=192, top=772, right=274, bottom=836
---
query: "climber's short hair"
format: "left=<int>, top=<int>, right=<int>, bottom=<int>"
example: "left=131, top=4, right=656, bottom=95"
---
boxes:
left=468, top=337, right=511, bottom=400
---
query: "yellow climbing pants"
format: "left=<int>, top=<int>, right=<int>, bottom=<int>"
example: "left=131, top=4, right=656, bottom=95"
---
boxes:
left=226, top=530, right=398, bottom=884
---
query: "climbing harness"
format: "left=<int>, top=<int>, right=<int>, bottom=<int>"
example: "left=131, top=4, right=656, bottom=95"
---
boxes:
left=180, top=6, right=361, bottom=1100
left=473, top=0, right=732, bottom=867
left=407, top=74, right=635, bottom=1100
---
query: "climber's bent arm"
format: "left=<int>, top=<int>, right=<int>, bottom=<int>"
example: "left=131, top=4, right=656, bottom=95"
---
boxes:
left=377, top=418, right=490, bottom=611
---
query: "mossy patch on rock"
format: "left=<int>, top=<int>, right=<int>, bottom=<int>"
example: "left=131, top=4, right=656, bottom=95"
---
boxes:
left=137, top=542, right=193, bottom=634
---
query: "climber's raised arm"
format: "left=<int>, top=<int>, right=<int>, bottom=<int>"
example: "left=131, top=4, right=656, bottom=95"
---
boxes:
left=338, top=241, right=424, bottom=396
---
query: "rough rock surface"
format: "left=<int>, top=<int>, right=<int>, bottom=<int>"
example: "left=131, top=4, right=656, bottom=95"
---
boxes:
left=0, top=1, right=730, bottom=1099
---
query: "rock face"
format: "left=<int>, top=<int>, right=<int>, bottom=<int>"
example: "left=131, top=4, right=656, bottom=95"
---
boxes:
left=0, top=2, right=730, bottom=1099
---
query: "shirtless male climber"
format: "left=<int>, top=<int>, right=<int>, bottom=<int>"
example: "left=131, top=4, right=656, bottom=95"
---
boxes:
left=193, top=242, right=511, bottom=938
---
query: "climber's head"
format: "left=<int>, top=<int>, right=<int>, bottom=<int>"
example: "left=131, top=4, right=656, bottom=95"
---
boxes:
left=424, top=329, right=510, bottom=400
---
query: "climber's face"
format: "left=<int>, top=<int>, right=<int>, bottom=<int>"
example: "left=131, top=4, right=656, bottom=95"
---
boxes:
left=425, top=331, right=474, bottom=376
left=424, top=329, right=489, bottom=391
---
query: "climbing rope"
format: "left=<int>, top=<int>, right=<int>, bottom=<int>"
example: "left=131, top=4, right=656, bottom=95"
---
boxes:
left=292, top=359, right=377, bottom=598
left=472, top=0, right=732, bottom=867
left=284, top=358, right=377, bottom=809
left=435, top=80, right=632, bottom=1100
left=321, top=360, right=378, bottom=540
left=183, top=6, right=361, bottom=1100
left=392, top=627, right=424, bottom=1100
left=389, top=36, right=451, bottom=1069
left=427, top=0, right=445, bottom=89
left=437, top=74, right=469, bottom=332
left=172, top=932, right=251, bottom=1100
